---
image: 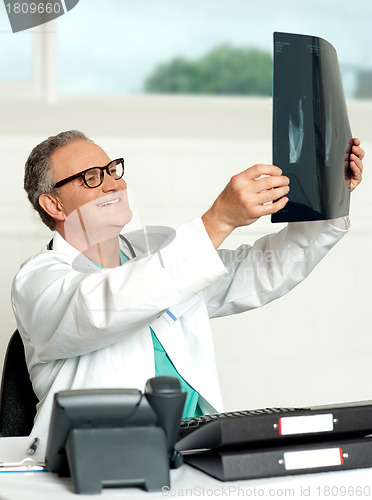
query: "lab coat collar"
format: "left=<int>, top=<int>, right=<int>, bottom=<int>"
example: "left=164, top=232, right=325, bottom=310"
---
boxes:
left=51, top=231, right=81, bottom=258
left=51, top=231, right=100, bottom=272
left=51, top=226, right=177, bottom=273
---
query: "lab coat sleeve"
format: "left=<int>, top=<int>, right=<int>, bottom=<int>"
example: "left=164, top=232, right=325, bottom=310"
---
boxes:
left=12, top=218, right=227, bottom=362
left=202, top=218, right=350, bottom=318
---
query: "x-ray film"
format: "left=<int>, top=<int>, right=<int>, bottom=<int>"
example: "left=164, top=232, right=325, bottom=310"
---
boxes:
left=272, top=32, right=353, bottom=223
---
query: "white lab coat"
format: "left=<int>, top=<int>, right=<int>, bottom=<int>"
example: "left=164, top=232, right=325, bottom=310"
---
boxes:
left=11, top=216, right=349, bottom=436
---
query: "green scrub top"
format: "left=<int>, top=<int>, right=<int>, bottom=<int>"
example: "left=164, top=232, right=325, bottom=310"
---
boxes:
left=150, top=327, right=203, bottom=418
left=94, top=249, right=203, bottom=418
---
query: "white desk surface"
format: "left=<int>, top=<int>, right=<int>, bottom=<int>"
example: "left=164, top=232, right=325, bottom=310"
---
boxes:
left=1, top=463, right=372, bottom=499
left=1, top=438, right=372, bottom=499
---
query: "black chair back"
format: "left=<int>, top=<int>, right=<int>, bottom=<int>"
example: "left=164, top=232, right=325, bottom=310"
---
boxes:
left=0, top=330, right=38, bottom=436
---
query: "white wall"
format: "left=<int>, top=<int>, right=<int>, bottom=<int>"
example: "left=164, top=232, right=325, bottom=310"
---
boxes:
left=1, top=96, right=371, bottom=411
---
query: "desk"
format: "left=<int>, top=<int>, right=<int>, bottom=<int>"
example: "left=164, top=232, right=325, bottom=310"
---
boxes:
left=1, top=464, right=372, bottom=499
left=1, top=438, right=372, bottom=499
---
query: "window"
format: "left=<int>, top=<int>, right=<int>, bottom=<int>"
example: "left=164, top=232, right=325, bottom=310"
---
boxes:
left=55, top=0, right=370, bottom=99
left=1, top=0, right=370, bottom=99
left=0, top=2, right=51, bottom=98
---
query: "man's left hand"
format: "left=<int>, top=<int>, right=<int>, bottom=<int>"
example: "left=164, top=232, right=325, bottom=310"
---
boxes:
left=348, top=138, right=365, bottom=192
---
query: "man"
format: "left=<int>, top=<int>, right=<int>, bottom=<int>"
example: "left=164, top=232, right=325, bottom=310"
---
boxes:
left=12, top=130, right=364, bottom=436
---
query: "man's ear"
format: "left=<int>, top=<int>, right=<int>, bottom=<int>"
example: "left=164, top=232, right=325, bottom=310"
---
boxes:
left=38, top=193, right=66, bottom=222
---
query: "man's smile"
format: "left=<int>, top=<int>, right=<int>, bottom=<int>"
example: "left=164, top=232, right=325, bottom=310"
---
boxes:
left=97, top=196, right=121, bottom=207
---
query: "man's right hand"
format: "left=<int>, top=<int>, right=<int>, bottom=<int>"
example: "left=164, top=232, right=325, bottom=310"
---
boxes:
left=202, top=164, right=290, bottom=249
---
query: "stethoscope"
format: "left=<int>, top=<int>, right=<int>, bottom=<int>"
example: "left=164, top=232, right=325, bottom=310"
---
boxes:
left=47, top=234, right=137, bottom=259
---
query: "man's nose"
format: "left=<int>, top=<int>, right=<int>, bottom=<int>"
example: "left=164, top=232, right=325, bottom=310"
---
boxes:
left=101, top=169, right=121, bottom=191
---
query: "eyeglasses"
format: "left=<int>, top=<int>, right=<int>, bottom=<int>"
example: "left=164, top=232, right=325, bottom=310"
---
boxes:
left=53, top=158, right=125, bottom=189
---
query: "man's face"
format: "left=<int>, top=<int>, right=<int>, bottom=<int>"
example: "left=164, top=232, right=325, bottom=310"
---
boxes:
left=52, top=140, right=127, bottom=214
left=51, top=140, right=132, bottom=249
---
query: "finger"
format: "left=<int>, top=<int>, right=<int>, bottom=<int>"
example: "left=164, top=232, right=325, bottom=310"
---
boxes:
left=243, top=164, right=283, bottom=181
left=350, top=160, right=362, bottom=178
left=254, top=174, right=290, bottom=193
left=350, top=153, right=363, bottom=172
left=349, top=159, right=360, bottom=172
left=352, top=145, right=365, bottom=161
left=349, top=160, right=363, bottom=191
left=257, top=196, right=289, bottom=216
left=352, top=137, right=361, bottom=147
left=257, top=184, right=290, bottom=205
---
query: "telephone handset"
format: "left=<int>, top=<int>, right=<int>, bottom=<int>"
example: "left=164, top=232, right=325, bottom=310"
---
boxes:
left=145, top=376, right=187, bottom=469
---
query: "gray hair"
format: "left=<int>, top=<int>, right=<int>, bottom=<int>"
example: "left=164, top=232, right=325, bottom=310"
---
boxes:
left=24, top=130, right=91, bottom=231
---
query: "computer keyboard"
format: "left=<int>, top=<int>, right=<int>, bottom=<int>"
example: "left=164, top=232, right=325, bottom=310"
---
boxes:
left=178, top=407, right=304, bottom=441
left=177, top=407, right=308, bottom=451
left=176, top=401, right=372, bottom=452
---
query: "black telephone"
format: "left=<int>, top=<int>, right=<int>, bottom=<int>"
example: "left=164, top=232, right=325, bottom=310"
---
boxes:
left=45, top=376, right=187, bottom=494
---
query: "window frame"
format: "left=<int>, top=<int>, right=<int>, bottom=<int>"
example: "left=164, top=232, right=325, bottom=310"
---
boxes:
left=0, top=22, right=57, bottom=101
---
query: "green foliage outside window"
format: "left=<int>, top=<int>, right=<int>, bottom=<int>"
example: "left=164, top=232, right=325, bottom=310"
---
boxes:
left=145, top=44, right=273, bottom=96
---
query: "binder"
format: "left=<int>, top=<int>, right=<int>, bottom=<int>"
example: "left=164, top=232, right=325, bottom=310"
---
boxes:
left=184, top=437, right=372, bottom=481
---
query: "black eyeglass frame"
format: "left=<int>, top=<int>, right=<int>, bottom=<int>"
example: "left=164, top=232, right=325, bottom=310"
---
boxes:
left=53, top=158, right=125, bottom=189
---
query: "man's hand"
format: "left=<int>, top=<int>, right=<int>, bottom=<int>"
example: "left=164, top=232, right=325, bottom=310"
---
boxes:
left=348, top=138, right=365, bottom=191
left=202, top=164, right=290, bottom=249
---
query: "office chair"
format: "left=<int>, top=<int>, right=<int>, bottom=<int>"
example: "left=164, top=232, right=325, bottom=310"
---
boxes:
left=0, top=330, right=38, bottom=436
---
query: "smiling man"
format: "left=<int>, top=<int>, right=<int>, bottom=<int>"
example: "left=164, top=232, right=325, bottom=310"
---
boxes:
left=38, top=138, right=132, bottom=266
left=12, top=130, right=364, bottom=437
